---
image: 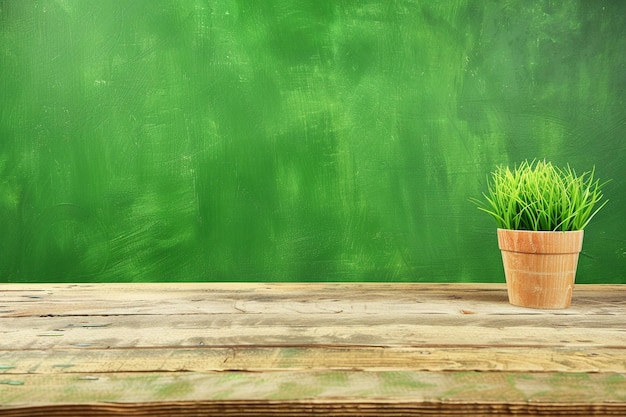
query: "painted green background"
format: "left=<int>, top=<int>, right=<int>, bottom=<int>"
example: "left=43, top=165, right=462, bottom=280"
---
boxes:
left=1, top=1, right=624, bottom=283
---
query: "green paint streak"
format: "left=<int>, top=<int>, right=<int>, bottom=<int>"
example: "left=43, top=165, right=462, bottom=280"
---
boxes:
left=154, top=379, right=194, bottom=400
left=268, top=382, right=325, bottom=401
left=53, top=364, right=75, bottom=369
left=0, top=380, right=24, bottom=386
left=380, top=372, right=435, bottom=391
left=207, top=372, right=251, bottom=400
left=319, top=371, right=349, bottom=386
left=0, top=1, right=624, bottom=283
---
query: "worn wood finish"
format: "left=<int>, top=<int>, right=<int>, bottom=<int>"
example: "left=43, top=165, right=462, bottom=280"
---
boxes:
left=1, top=283, right=625, bottom=416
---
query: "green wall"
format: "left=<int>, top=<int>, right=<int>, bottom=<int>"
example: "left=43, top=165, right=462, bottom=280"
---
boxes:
left=1, top=1, right=624, bottom=283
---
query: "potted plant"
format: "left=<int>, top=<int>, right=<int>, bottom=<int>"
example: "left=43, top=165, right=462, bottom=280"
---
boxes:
left=473, top=160, right=608, bottom=309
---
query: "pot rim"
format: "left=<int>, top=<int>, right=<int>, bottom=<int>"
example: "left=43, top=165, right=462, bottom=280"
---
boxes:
left=496, top=228, right=584, bottom=234
left=497, top=228, right=584, bottom=254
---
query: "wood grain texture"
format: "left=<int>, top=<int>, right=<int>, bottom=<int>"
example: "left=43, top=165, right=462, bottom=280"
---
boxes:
left=1, top=283, right=625, bottom=415
left=1, top=372, right=626, bottom=416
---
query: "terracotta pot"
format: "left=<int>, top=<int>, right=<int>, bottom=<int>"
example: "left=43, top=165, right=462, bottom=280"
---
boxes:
left=497, top=229, right=584, bottom=309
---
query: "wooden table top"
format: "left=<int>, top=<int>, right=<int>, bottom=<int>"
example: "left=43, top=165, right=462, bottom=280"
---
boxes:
left=1, top=283, right=625, bottom=416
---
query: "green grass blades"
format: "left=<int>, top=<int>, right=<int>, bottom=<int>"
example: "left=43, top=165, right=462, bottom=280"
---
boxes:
left=472, top=160, right=608, bottom=231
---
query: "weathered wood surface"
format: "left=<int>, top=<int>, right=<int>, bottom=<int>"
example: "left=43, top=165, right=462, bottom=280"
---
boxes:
left=1, top=283, right=625, bottom=416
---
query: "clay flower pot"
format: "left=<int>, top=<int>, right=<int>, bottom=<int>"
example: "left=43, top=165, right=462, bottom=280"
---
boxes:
left=497, top=228, right=584, bottom=309
left=474, top=160, right=608, bottom=309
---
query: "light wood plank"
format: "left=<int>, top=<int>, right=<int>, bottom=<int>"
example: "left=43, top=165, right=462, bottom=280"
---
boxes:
left=2, top=283, right=624, bottom=318
left=2, top=314, right=626, bottom=351
left=1, top=371, right=625, bottom=416
left=0, top=346, right=625, bottom=373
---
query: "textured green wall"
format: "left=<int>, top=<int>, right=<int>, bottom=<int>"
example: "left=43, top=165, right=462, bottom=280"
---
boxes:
left=1, top=1, right=624, bottom=283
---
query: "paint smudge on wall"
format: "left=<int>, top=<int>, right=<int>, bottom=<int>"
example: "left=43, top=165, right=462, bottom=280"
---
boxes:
left=0, top=1, right=624, bottom=283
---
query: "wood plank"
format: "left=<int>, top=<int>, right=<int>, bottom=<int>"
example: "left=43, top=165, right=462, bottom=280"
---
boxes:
left=1, top=371, right=625, bottom=416
left=2, top=283, right=624, bottom=318
left=4, top=402, right=626, bottom=417
left=2, top=314, right=626, bottom=351
left=0, top=346, right=625, bottom=373
left=5, top=312, right=625, bottom=343
left=2, top=284, right=625, bottom=352
left=1, top=283, right=625, bottom=415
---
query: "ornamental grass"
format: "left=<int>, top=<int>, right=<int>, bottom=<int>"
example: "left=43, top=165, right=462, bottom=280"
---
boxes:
left=473, top=160, right=608, bottom=231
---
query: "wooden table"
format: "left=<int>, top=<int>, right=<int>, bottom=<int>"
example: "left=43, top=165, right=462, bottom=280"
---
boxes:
left=0, top=283, right=625, bottom=416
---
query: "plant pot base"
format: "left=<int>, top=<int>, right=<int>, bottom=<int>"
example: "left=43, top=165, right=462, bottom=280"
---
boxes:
left=503, top=253, right=577, bottom=309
